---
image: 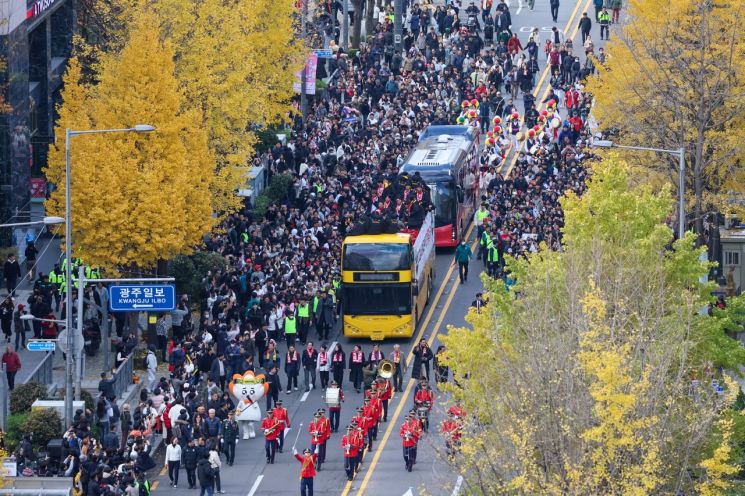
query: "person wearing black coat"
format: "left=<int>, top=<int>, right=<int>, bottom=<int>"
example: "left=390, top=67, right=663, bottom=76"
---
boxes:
left=578, top=12, right=592, bottom=43
left=331, top=344, right=346, bottom=388
left=197, top=454, right=215, bottom=495
left=411, top=339, right=434, bottom=381
left=550, top=0, right=560, bottom=22
left=265, top=366, right=282, bottom=410
left=182, top=439, right=199, bottom=489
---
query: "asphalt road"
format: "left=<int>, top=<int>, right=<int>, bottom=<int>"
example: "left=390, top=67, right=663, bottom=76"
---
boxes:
left=150, top=0, right=613, bottom=493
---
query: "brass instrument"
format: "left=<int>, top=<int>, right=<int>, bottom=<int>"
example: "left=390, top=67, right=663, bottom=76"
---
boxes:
left=378, top=359, right=395, bottom=379
left=404, top=431, right=413, bottom=441
left=264, top=426, right=276, bottom=436
left=345, top=442, right=351, bottom=455
left=311, top=430, right=320, bottom=443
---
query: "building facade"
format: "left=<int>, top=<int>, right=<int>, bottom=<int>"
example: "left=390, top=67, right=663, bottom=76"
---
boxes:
left=0, top=0, right=73, bottom=245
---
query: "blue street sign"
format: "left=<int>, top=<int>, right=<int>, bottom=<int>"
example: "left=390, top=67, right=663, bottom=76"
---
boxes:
left=109, top=285, right=176, bottom=312
left=27, top=340, right=57, bottom=352
left=314, top=49, right=333, bottom=59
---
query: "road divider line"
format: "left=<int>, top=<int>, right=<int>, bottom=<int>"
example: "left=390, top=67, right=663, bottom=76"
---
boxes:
left=301, top=390, right=310, bottom=402
left=247, top=474, right=264, bottom=496
left=406, top=222, right=475, bottom=367
left=355, top=251, right=470, bottom=495
left=452, top=475, right=464, bottom=495
left=503, top=0, right=593, bottom=179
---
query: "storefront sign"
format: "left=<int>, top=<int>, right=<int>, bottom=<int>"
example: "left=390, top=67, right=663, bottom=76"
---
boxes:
left=30, top=177, right=46, bottom=201
left=26, top=0, right=61, bottom=21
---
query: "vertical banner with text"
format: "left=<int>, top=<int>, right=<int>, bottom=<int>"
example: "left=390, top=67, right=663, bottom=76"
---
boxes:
left=293, top=52, right=317, bottom=95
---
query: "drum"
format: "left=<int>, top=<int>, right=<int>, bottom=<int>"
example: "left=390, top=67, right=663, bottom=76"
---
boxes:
left=551, top=117, right=561, bottom=129
left=326, top=387, right=341, bottom=407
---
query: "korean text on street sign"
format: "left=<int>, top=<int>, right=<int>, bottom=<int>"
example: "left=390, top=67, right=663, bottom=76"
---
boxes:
left=314, top=49, right=333, bottom=58
left=26, top=340, right=57, bottom=352
left=109, top=285, right=176, bottom=312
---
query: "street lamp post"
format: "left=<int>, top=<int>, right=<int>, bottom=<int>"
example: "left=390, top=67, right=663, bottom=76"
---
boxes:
left=63, top=125, right=155, bottom=427
left=0, top=216, right=64, bottom=229
left=592, top=140, right=686, bottom=240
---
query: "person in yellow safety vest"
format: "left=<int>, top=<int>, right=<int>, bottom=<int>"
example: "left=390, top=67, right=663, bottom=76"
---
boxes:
left=297, top=297, right=311, bottom=345
left=485, top=230, right=500, bottom=278
left=48, top=264, right=64, bottom=311
left=474, top=203, right=490, bottom=261
left=312, top=292, right=321, bottom=336
left=479, top=229, right=492, bottom=267
left=85, top=266, right=101, bottom=280
left=331, top=277, right=341, bottom=318
left=284, top=310, right=298, bottom=349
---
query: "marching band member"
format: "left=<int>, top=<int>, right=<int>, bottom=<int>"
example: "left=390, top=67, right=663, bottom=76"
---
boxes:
left=440, top=410, right=462, bottom=458
left=273, top=399, right=290, bottom=453
left=261, top=408, right=282, bottom=464
left=400, top=412, right=420, bottom=472
left=351, top=419, right=365, bottom=472
left=376, top=377, right=392, bottom=422
left=308, top=412, right=326, bottom=471
left=293, top=446, right=318, bottom=496
left=351, top=407, right=370, bottom=452
left=448, top=399, right=467, bottom=419
left=389, top=344, right=404, bottom=392
left=318, top=409, right=331, bottom=465
left=362, top=397, right=378, bottom=449
left=342, top=426, right=359, bottom=481
left=325, top=380, right=344, bottom=432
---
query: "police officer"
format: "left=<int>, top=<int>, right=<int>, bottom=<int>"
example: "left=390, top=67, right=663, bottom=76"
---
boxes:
left=222, top=411, right=240, bottom=466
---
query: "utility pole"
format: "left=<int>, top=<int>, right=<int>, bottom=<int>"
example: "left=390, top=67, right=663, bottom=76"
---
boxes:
left=342, top=0, right=349, bottom=50
left=75, top=264, right=84, bottom=400
left=300, top=0, right=309, bottom=118
left=394, top=0, right=403, bottom=54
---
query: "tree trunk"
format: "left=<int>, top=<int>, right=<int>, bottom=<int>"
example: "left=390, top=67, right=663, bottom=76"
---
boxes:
left=365, top=0, right=375, bottom=43
left=352, top=0, right=364, bottom=48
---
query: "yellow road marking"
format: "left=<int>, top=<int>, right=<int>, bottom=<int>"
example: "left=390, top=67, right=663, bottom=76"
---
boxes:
left=504, top=0, right=594, bottom=178
left=355, top=271, right=463, bottom=495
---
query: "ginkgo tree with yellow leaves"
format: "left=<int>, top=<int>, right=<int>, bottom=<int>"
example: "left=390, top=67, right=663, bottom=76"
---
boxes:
left=440, top=155, right=745, bottom=495
left=45, top=12, right=219, bottom=274
left=585, top=0, right=745, bottom=236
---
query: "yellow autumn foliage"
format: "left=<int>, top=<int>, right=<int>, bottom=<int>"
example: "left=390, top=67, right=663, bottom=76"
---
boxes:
left=440, top=156, right=744, bottom=495
left=45, top=12, right=217, bottom=273
left=585, top=0, right=745, bottom=230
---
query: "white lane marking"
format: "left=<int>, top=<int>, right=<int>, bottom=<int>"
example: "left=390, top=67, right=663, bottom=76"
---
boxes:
left=301, top=390, right=311, bottom=402
left=452, top=475, right=464, bottom=496
left=403, top=489, right=415, bottom=496
left=516, top=2, right=523, bottom=15
left=284, top=427, right=291, bottom=436
left=247, top=474, right=264, bottom=496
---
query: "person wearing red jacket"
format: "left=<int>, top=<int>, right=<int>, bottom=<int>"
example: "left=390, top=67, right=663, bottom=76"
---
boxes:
left=308, top=412, right=326, bottom=470
left=293, top=447, right=318, bottom=496
left=1, top=345, right=20, bottom=391
left=507, top=33, right=523, bottom=54
left=448, top=399, right=467, bottom=419
left=414, top=383, right=435, bottom=431
left=273, top=399, right=291, bottom=453
left=351, top=407, right=369, bottom=451
left=376, top=378, right=392, bottom=422
left=261, top=409, right=282, bottom=464
left=400, top=412, right=420, bottom=472
left=316, top=409, right=331, bottom=465
left=341, top=425, right=359, bottom=481
left=362, top=398, right=377, bottom=450
left=325, top=381, right=344, bottom=432
left=369, top=394, right=383, bottom=440
left=440, top=410, right=462, bottom=457
left=351, top=420, right=365, bottom=472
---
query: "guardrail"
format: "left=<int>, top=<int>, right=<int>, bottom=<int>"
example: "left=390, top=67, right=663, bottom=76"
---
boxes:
left=23, top=351, right=54, bottom=386
left=111, top=352, right=134, bottom=399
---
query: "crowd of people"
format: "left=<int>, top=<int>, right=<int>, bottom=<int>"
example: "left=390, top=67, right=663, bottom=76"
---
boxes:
left=0, top=0, right=607, bottom=494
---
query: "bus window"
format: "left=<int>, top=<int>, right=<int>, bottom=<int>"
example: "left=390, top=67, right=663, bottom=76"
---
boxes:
left=343, top=284, right=412, bottom=315
left=428, top=182, right=456, bottom=228
left=343, top=243, right=411, bottom=271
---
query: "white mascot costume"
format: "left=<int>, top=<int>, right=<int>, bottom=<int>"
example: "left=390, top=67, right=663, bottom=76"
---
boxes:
left=229, top=370, right=269, bottom=440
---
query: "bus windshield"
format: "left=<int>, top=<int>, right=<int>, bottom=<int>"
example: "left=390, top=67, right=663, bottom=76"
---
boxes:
left=343, top=243, right=411, bottom=271
left=343, top=284, right=412, bottom=315
left=429, top=181, right=456, bottom=228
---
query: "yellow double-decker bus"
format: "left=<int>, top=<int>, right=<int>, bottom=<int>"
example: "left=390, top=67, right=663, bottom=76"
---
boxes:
left=341, top=213, right=436, bottom=340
